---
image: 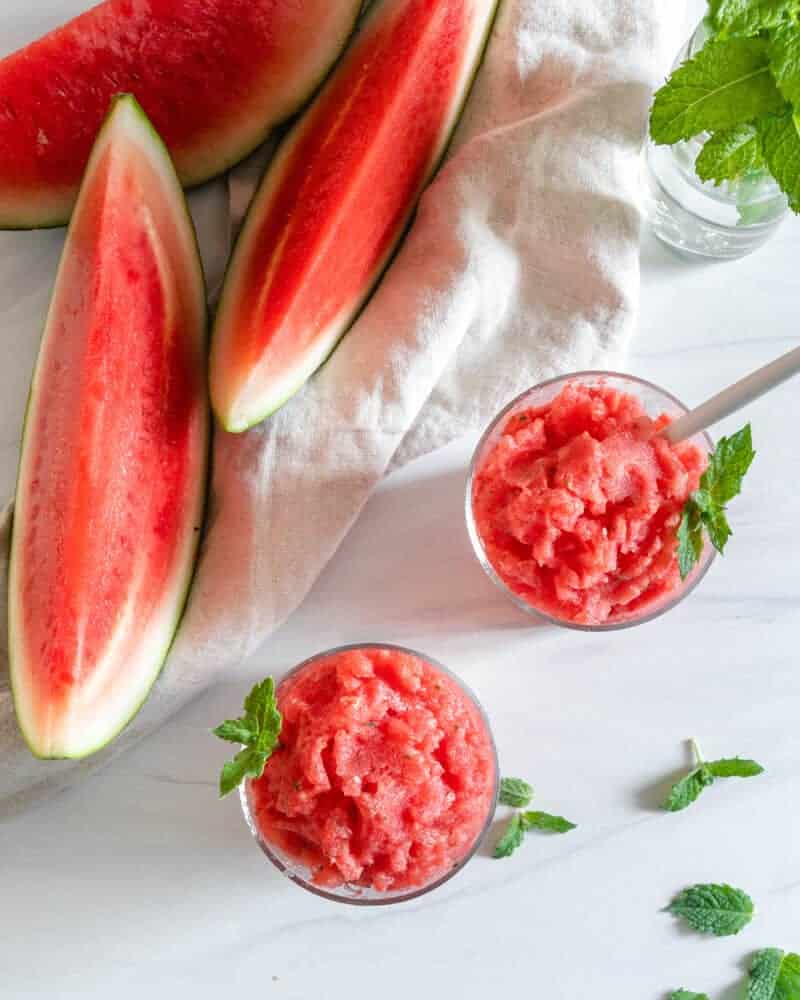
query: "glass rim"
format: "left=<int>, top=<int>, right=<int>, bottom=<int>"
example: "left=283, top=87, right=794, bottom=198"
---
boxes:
left=239, top=642, right=500, bottom=906
left=465, top=370, right=717, bottom=633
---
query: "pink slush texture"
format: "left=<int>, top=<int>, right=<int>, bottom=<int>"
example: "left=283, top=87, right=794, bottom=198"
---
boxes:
left=249, top=648, right=496, bottom=892
left=472, top=383, right=708, bottom=625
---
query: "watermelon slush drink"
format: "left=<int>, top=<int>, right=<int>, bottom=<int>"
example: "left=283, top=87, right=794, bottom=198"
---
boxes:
left=468, top=373, right=715, bottom=629
left=241, top=645, right=498, bottom=903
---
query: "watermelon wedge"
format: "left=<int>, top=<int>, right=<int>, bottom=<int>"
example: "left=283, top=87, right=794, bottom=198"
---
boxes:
left=0, top=0, right=363, bottom=229
left=209, top=0, right=499, bottom=433
left=8, top=96, right=209, bottom=759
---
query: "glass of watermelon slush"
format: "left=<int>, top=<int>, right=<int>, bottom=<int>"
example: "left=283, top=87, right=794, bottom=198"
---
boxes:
left=466, top=371, right=716, bottom=631
left=240, top=644, right=499, bottom=904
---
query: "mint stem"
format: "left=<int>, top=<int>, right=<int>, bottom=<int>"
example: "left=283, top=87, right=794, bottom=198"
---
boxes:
left=690, top=738, right=704, bottom=766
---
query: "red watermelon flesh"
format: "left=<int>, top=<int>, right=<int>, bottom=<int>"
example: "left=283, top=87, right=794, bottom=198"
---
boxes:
left=209, top=0, right=499, bottom=432
left=9, top=96, right=208, bottom=758
left=0, top=0, right=362, bottom=228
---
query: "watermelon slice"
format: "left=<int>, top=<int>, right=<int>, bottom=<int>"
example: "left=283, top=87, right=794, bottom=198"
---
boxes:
left=0, top=0, right=362, bottom=229
left=8, top=96, right=209, bottom=759
left=209, top=0, right=499, bottom=433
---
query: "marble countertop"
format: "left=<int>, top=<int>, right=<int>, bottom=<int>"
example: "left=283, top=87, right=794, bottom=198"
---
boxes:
left=2, top=218, right=799, bottom=998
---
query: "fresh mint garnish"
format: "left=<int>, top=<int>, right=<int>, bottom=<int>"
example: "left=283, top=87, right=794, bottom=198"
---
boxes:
left=499, top=777, right=534, bottom=808
left=213, top=677, right=282, bottom=797
left=748, top=949, right=800, bottom=1000
left=520, top=811, right=576, bottom=834
left=664, top=738, right=764, bottom=812
left=677, top=424, right=755, bottom=580
left=671, top=990, right=711, bottom=1000
left=668, top=883, right=755, bottom=936
left=494, top=779, right=576, bottom=859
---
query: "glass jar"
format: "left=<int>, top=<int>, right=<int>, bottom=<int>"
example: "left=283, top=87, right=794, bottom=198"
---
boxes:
left=643, top=18, right=788, bottom=259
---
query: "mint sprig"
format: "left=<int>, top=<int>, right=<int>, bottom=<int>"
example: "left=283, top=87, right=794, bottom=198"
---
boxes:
left=671, top=990, right=711, bottom=1000
left=499, top=777, right=534, bottom=808
left=748, top=949, right=800, bottom=1000
left=677, top=424, right=755, bottom=580
left=668, top=883, right=755, bottom=936
left=213, top=677, right=282, bottom=797
left=494, top=777, right=576, bottom=858
left=664, top=738, right=764, bottom=812
left=650, top=3, right=800, bottom=213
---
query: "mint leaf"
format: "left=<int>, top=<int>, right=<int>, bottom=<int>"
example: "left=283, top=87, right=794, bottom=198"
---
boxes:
left=213, top=677, right=282, bottom=797
left=668, top=883, right=755, bottom=936
left=499, top=777, right=534, bottom=808
left=494, top=812, right=525, bottom=858
left=712, top=0, right=796, bottom=36
left=696, top=125, right=766, bottom=184
left=759, top=108, right=800, bottom=211
left=747, top=949, right=800, bottom=1000
left=678, top=506, right=705, bottom=580
left=650, top=38, right=786, bottom=145
left=677, top=424, right=755, bottom=578
left=665, top=764, right=715, bottom=812
left=521, top=810, right=576, bottom=834
left=663, top=739, right=763, bottom=811
left=219, top=747, right=269, bottom=798
left=707, top=756, right=764, bottom=778
left=702, top=424, right=757, bottom=505
left=671, top=990, right=711, bottom=1000
left=770, top=21, right=800, bottom=106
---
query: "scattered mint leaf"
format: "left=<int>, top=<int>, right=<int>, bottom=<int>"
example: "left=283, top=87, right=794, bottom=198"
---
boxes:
left=759, top=108, right=800, bottom=211
left=749, top=949, right=785, bottom=1000
left=770, top=21, right=800, bottom=106
left=664, top=739, right=764, bottom=811
left=696, top=125, right=766, bottom=184
left=665, top=763, right=715, bottom=812
left=670, top=990, right=711, bottom=1000
left=668, top=883, right=755, bottom=936
left=521, top=811, right=576, bottom=834
left=494, top=812, right=525, bottom=858
left=707, top=757, right=765, bottom=778
left=712, top=0, right=796, bottom=36
left=499, top=777, right=534, bottom=808
left=213, top=677, right=282, bottom=797
left=677, top=424, right=755, bottom=579
left=748, top=949, right=800, bottom=1000
left=650, top=38, right=786, bottom=146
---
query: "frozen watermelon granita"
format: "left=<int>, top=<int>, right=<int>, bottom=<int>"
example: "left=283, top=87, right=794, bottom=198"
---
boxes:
left=241, top=645, right=498, bottom=902
left=467, top=373, right=715, bottom=629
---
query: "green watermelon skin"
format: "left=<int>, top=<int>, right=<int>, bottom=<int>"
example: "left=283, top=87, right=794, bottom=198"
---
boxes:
left=8, top=96, right=209, bottom=759
left=0, top=0, right=362, bottom=229
left=209, top=0, right=500, bottom=433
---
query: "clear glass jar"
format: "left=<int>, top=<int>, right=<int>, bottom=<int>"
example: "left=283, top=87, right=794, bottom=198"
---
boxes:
left=465, top=372, right=716, bottom=632
left=240, top=643, right=499, bottom=905
left=643, top=18, right=788, bottom=259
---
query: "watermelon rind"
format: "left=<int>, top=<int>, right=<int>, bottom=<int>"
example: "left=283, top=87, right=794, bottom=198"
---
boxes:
left=210, top=0, right=501, bottom=434
left=0, top=0, right=363, bottom=230
left=8, top=95, right=209, bottom=759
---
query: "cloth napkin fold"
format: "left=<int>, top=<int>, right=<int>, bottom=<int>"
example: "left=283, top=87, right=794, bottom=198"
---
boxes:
left=0, top=0, right=685, bottom=815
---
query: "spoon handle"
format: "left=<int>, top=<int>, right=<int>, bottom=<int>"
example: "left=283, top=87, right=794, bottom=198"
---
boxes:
left=663, top=344, right=800, bottom=444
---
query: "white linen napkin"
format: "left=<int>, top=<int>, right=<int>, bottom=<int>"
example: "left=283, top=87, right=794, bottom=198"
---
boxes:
left=0, top=0, right=686, bottom=814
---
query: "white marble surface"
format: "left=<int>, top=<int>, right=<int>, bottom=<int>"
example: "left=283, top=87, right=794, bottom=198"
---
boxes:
left=2, top=219, right=799, bottom=997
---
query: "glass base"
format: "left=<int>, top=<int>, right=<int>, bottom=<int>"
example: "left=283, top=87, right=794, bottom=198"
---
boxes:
left=644, top=141, right=787, bottom=260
